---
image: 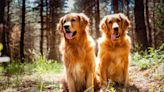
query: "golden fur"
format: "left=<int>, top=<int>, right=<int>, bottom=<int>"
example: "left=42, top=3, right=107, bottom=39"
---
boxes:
left=97, top=13, right=131, bottom=88
left=57, top=13, right=97, bottom=92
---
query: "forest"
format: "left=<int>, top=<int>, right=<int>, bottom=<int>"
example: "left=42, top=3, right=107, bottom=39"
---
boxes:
left=0, top=0, right=163, bottom=92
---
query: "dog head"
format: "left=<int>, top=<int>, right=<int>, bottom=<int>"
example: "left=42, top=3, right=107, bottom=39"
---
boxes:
left=99, top=13, right=130, bottom=41
left=57, top=13, right=89, bottom=40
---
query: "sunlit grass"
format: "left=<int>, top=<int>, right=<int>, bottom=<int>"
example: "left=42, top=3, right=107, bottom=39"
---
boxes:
left=0, top=55, right=63, bottom=91
left=131, top=44, right=164, bottom=91
left=131, top=44, right=164, bottom=70
left=33, top=55, right=63, bottom=74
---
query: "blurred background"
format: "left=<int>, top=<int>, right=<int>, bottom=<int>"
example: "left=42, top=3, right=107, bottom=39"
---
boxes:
left=0, top=0, right=163, bottom=62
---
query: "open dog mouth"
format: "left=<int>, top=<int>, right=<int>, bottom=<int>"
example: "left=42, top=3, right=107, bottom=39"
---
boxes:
left=64, top=30, right=77, bottom=40
left=111, top=32, right=120, bottom=40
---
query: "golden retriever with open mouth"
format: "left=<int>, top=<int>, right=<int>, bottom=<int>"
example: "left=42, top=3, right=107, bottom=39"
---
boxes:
left=57, top=13, right=98, bottom=92
left=97, top=13, right=131, bottom=89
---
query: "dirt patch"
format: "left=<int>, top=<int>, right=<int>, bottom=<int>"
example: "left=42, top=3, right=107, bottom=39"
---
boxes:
left=128, top=65, right=164, bottom=92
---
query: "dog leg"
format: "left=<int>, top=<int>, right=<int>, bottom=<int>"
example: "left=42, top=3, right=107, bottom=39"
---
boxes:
left=59, top=78, right=68, bottom=92
left=67, top=75, right=76, bottom=92
left=86, top=73, right=94, bottom=92
left=123, top=57, right=129, bottom=87
left=100, top=64, right=107, bottom=90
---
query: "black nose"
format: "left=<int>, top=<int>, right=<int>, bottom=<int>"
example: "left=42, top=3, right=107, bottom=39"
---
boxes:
left=64, top=25, right=69, bottom=29
left=113, top=27, right=118, bottom=31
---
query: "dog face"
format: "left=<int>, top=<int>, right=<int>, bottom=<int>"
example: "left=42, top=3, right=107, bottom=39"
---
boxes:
left=100, top=13, right=130, bottom=41
left=57, top=13, right=89, bottom=40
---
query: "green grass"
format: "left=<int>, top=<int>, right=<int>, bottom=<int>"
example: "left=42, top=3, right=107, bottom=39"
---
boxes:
left=131, top=44, right=164, bottom=70
left=0, top=55, right=63, bottom=91
left=131, top=44, right=164, bottom=91
left=0, top=56, right=63, bottom=76
left=106, top=80, right=116, bottom=92
left=33, top=55, right=63, bottom=74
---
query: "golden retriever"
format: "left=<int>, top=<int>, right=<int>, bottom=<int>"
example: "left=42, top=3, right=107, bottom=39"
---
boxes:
left=57, top=13, right=98, bottom=92
left=97, top=13, right=131, bottom=89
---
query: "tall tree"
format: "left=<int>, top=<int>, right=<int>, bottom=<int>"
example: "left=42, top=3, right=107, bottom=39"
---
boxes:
left=112, top=0, right=119, bottom=13
left=0, top=0, right=10, bottom=56
left=134, top=0, right=148, bottom=50
left=95, top=0, right=100, bottom=38
left=48, top=0, right=65, bottom=60
left=46, top=0, right=50, bottom=51
left=153, top=0, right=156, bottom=47
left=126, top=0, right=130, bottom=17
left=0, top=0, right=6, bottom=55
left=6, top=0, right=11, bottom=57
left=0, top=0, right=5, bottom=24
left=40, top=0, right=44, bottom=55
left=145, top=0, right=152, bottom=47
left=20, top=0, right=26, bottom=62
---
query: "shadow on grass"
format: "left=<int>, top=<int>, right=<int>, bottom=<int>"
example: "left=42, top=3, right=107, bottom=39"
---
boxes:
left=113, top=84, right=139, bottom=92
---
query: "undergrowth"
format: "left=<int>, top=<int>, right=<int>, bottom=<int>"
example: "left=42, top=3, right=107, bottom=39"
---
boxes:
left=0, top=54, right=63, bottom=91
left=33, top=55, right=63, bottom=74
left=131, top=44, right=164, bottom=70
left=131, top=44, right=164, bottom=91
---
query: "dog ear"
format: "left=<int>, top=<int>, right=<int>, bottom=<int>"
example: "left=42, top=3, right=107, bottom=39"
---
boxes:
left=99, top=16, right=108, bottom=33
left=57, top=16, right=64, bottom=34
left=78, top=13, right=89, bottom=30
left=119, top=13, right=131, bottom=31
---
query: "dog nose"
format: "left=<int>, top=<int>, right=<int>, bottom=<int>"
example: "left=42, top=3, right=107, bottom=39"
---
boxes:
left=112, top=22, right=119, bottom=31
left=64, top=25, right=71, bottom=33
left=64, top=25, right=69, bottom=29
left=113, top=27, right=118, bottom=31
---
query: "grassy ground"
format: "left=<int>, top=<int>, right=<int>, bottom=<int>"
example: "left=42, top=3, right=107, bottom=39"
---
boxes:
left=0, top=55, right=63, bottom=92
left=0, top=45, right=163, bottom=92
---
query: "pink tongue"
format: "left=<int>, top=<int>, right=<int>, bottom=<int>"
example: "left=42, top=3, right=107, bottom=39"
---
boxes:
left=111, top=34, right=116, bottom=40
left=65, top=32, right=73, bottom=39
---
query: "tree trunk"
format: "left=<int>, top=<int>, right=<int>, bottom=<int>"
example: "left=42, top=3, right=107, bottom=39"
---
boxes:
left=2, top=22, right=8, bottom=56
left=153, top=0, right=156, bottom=48
left=2, top=0, right=11, bottom=57
left=40, top=0, right=44, bottom=55
left=46, top=0, right=49, bottom=51
left=48, top=0, right=61, bottom=61
left=95, top=0, right=100, bottom=38
left=20, top=0, right=26, bottom=63
left=145, top=0, right=152, bottom=47
left=126, top=0, right=129, bottom=17
left=0, top=0, right=8, bottom=56
left=0, top=0, right=5, bottom=24
left=112, top=0, right=119, bottom=13
left=6, top=0, right=11, bottom=57
left=134, top=0, right=148, bottom=51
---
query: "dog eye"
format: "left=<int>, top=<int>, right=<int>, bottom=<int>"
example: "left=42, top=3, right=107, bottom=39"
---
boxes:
left=63, top=20, right=66, bottom=23
left=71, top=19, right=76, bottom=22
left=117, top=19, right=121, bottom=22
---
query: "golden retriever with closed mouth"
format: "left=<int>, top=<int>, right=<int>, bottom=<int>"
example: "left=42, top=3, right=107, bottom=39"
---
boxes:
left=57, top=13, right=98, bottom=92
left=97, top=13, right=131, bottom=89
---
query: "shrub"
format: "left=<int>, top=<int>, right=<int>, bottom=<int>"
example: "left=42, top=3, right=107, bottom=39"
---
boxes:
left=132, top=44, right=164, bottom=70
